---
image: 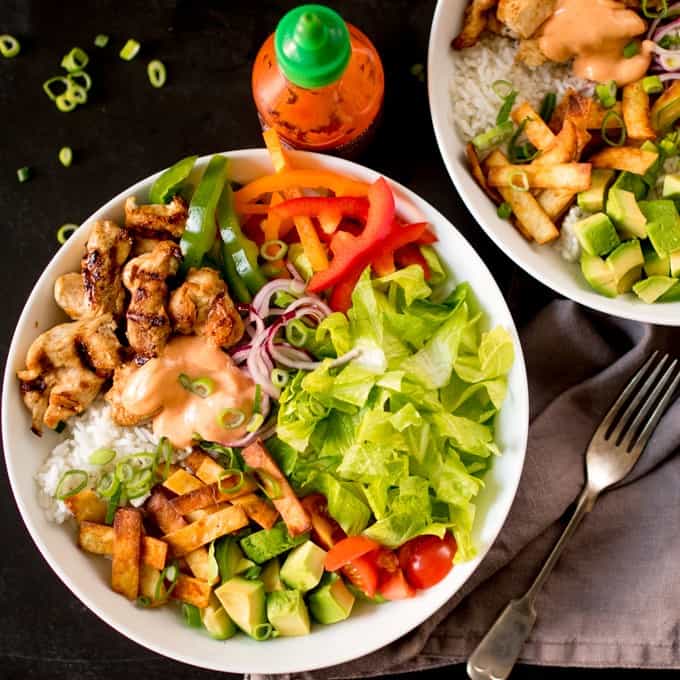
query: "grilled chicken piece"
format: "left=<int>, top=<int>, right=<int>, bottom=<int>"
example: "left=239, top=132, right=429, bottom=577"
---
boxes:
left=122, top=240, right=181, bottom=360
left=105, top=362, right=158, bottom=426
left=125, top=196, right=188, bottom=239
left=17, top=314, right=121, bottom=433
left=131, top=236, right=164, bottom=257
left=496, top=0, right=556, bottom=39
left=168, top=268, right=244, bottom=349
left=54, top=272, right=88, bottom=320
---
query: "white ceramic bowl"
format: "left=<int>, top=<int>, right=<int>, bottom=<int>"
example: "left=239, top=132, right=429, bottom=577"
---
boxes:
left=428, top=0, right=680, bottom=326
left=2, top=150, right=529, bottom=674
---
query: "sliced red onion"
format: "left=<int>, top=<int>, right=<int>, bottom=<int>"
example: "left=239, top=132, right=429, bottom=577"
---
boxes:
left=287, top=262, right=303, bottom=281
left=225, top=415, right=277, bottom=448
left=648, top=3, right=680, bottom=40
left=270, top=344, right=362, bottom=371
left=252, top=279, right=306, bottom=318
left=660, top=72, right=680, bottom=81
left=653, top=18, right=680, bottom=44
left=660, top=53, right=680, bottom=71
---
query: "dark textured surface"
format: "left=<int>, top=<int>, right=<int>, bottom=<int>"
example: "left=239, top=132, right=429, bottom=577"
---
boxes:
left=0, top=1, right=666, bottom=678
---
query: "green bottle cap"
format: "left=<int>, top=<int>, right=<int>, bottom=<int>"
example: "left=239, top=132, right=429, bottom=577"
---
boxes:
left=275, top=4, right=351, bottom=89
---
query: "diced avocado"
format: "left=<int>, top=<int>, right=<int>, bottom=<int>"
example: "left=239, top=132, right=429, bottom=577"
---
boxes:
left=577, top=168, right=615, bottom=213
left=615, top=265, right=643, bottom=294
left=644, top=203, right=680, bottom=255
left=280, top=541, right=327, bottom=592
left=240, top=522, right=308, bottom=564
left=261, top=558, right=284, bottom=593
left=639, top=199, right=679, bottom=225
left=574, top=213, right=620, bottom=256
left=214, top=577, right=266, bottom=639
left=651, top=80, right=680, bottom=132
left=662, top=173, right=680, bottom=200
left=660, top=279, right=680, bottom=301
left=266, top=590, right=311, bottom=637
left=612, top=171, right=647, bottom=201
left=308, top=573, right=355, bottom=624
left=580, top=252, right=618, bottom=297
left=215, top=536, right=256, bottom=582
left=606, top=240, right=644, bottom=286
left=201, top=594, right=237, bottom=640
left=643, top=240, right=670, bottom=277
left=641, top=141, right=662, bottom=187
left=671, top=250, right=680, bottom=277
left=607, top=188, right=647, bottom=238
left=632, top=276, right=679, bottom=303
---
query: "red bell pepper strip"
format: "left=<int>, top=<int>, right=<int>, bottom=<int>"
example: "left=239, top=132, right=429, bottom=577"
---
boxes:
left=395, top=243, right=431, bottom=279
left=417, top=227, right=438, bottom=245
left=307, top=177, right=395, bottom=294
left=329, top=262, right=364, bottom=312
left=371, top=222, right=429, bottom=277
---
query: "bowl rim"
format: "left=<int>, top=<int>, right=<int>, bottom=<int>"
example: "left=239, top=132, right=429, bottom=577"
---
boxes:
left=2, top=148, right=529, bottom=673
left=427, top=0, right=680, bottom=326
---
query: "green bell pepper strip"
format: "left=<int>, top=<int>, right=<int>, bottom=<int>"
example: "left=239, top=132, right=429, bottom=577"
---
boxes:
left=180, top=155, right=228, bottom=271
left=217, top=182, right=267, bottom=299
left=149, top=155, right=198, bottom=204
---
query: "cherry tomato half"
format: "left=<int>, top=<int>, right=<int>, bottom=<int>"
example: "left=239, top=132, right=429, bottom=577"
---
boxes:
left=325, top=535, right=380, bottom=572
left=342, top=555, right=378, bottom=598
left=379, top=568, right=416, bottom=600
left=398, top=533, right=457, bottom=590
left=301, top=494, right=346, bottom=550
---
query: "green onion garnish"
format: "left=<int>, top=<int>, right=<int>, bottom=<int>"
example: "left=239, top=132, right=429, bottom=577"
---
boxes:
left=43, top=76, right=69, bottom=101
left=68, top=70, right=92, bottom=92
left=105, top=485, right=122, bottom=524
left=260, top=239, right=288, bottom=261
left=642, top=0, right=668, bottom=18
left=252, top=623, right=273, bottom=641
left=118, top=452, right=156, bottom=471
left=496, top=89, right=518, bottom=125
left=216, top=407, right=246, bottom=429
left=94, top=34, right=109, bottom=48
left=136, top=596, right=152, bottom=608
left=539, top=92, right=556, bottom=122
left=602, top=110, right=626, bottom=147
left=246, top=413, right=264, bottom=433
left=96, top=471, right=120, bottom=499
left=182, top=603, right=202, bottom=628
left=642, top=75, right=663, bottom=95
left=89, top=447, right=115, bottom=465
left=115, top=461, right=134, bottom=483
left=623, top=41, right=639, bottom=59
left=271, top=368, right=289, bottom=388
left=147, top=59, right=167, bottom=88
left=243, top=565, right=263, bottom=580
left=471, top=120, right=513, bottom=153
left=497, top=202, right=512, bottom=219
left=55, top=93, right=77, bottom=112
left=54, top=421, right=66, bottom=433
left=120, top=39, right=141, bottom=61
left=178, top=373, right=215, bottom=398
left=508, top=118, right=539, bottom=163
left=285, top=318, right=309, bottom=348
left=16, top=166, right=31, bottom=183
left=59, top=146, right=73, bottom=167
left=509, top=171, right=529, bottom=192
left=595, top=80, right=617, bottom=109
left=57, top=223, right=77, bottom=244
left=491, top=79, right=514, bottom=100
left=165, top=563, right=178, bottom=583
left=154, top=436, right=173, bottom=481
left=61, top=47, right=89, bottom=72
left=0, top=34, right=20, bottom=58
left=55, top=469, right=89, bottom=500
left=193, top=437, right=237, bottom=468
left=255, top=469, right=282, bottom=500
left=218, top=469, right=245, bottom=495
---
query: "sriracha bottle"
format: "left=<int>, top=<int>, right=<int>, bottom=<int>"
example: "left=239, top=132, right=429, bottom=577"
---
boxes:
left=252, top=4, right=384, bottom=157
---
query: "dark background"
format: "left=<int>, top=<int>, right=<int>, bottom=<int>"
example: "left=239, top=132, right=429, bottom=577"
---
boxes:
left=0, top=1, right=671, bottom=678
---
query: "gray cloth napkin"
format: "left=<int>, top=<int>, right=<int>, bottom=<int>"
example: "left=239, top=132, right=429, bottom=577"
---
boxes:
left=249, top=300, right=680, bottom=680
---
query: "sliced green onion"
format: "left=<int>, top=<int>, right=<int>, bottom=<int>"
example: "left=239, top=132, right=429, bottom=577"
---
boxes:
left=105, top=485, right=122, bottom=524
left=154, top=436, right=173, bottom=480
left=68, top=70, right=92, bottom=91
left=136, top=596, right=152, bottom=608
left=273, top=290, right=297, bottom=308
left=216, top=407, right=246, bottom=429
left=57, top=223, right=78, bottom=244
left=260, top=239, right=288, bottom=261
left=497, top=202, right=512, bottom=219
left=89, top=447, right=116, bottom=465
left=178, top=373, right=215, bottom=398
left=285, top=318, right=309, bottom=348
left=165, top=564, right=179, bottom=583
left=246, top=413, right=264, bottom=433
left=54, top=421, right=67, bottom=434
left=643, top=75, right=663, bottom=95
left=496, top=89, right=518, bottom=125
left=271, top=368, right=289, bottom=388
left=147, top=59, right=167, bottom=88
left=539, top=92, right=556, bottom=123
left=61, top=47, right=89, bottom=72
left=602, top=110, right=626, bottom=147
left=58, top=146, right=73, bottom=167
left=0, top=34, right=20, bottom=58
left=491, top=79, right=514, bottom=100
left=96, top=471, right=120, bottom=499
left=253, top=384, right=262, bottom=415
left=217, top=469, right=245, bottom=495
left=623, top=41, right=639, bottom=58
left=252, top=622, right=273, bottom=641
left=94, top=34, right=109, bottom=48
left=255, top=469, right=282, bottom=501
left=595, top=80, right=617, bottom=109
left=471, top=120, right=513, bottom=153
left=55, top=469, right=88, bottom=500
left=16, top=166, right=31, bottom=183
left=43, top=76, right=69, bottom=100
left=642, top=0, right=668, bottom=18
left=65, top=82, right=88, bottom=105
left=120, top=39, right=141, bottom=61
left=193, top=438, right=237, bottom=468
left=509, top=171, right=529, bottom=192
left=127, top=469, right=153, bottom=493
left=119, top=452, right=156, bottom=470
left=55, top=93, right=77, bottom=112
left=115, top=461, right=134, bottom=483
left=181, top=603, right=202, bottom=628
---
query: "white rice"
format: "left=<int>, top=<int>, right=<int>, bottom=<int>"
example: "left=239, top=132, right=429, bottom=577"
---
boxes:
left=36, top=400, right=160, bottom=523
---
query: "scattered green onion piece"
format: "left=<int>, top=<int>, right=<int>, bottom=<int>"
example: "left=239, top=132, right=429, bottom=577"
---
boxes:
left=243, top=565, right=263, bottom=580
left=55, top=469, right=88, bottom=500
left=260, top=239, right=288, bottom=261
left=471, top=120, right=513, bottom=153
left=66, top=82, right=88, bottom=105
left=623, top=41, right=639, bottom=58
left=67, top=70, right=92, bottom=91
left=89, top=447, right=116, bottom=465
left=181, top=603, right=202, bottom=628
left=178, top=373, right=215, bottom=398
left=255, top=469, right=282, bottom=501
left=0, top=34, right=20, bottom=58
left=509, top=171, right=529, bottom=192
left=508, top=119, right=539, bottom=163
left=660, top=134, right=678, bottom=156
left=602, top=110, right=626, bottom=147
left=61, top=47, right=89, bottom=72
left=105, top=485, right=122, bottom=524
left=642, top=75, right=663, bottom=95
left=154, top=436, right=173, bottom=480
left=118, top=452, right=156, bottom=470
left=491, top=79, right=514, bottom=100
left=642, top=0, right=668, bottom=18
left=271, top=368, right=289, bottom=388
left=16, top=166, right=31, bottom=183
left=496, top=89, right=518, bottom=125
left=216, top=407, right=246, bottom=430
left=126, top=483, right=151, bottom=500
left=127, top=469, right=153, bottom=494
left=273, top=290, right=297, bottom=308
left=96, top=472, right=120, bottom=499
left=252, top=623, right=273, bottom=641
left=595, top=80, right=617, bottom=109
left=120, top=39, right=141, bottom=61
left=94, top=34, right=109, bottom=48
left=57, top=223, right=78, bottom=244
left=59, top=146, right=73, bottom=168
left=54, top=421, right=67, bottom=434
left=55, top=93, right=77, bottom=112
left=192, top=437, right=237, bottom=468
left=217, top=469, right=245, bottom=495
left=253, top=384, right=262, bottom=415
left=136, top=596, right=152, bottom=608
left=147, top=59, right=167, bottom=88
left=285, top=318, right=309, bottom=348
left=246, top=413, right=264, bottom=433
left=165, top=564, right=178, bottom=583
left=497, top=202, right=512, bottom=219
left=539, top=92, right=556, bottom=123
left=43, top=76, right=69, bottom=101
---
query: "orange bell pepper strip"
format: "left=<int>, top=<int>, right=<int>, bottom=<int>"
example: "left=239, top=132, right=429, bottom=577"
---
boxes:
left=269, top=196, right=369, bottom=234
left=395, top=243, right=431, bottom=279
left=371, top=222, right=429, bottom=276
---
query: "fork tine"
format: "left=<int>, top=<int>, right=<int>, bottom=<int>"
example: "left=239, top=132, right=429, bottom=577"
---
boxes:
left=608, top=353, right=669, bottom=444
left=594, top=351, right=659, bottom=439
left=628, top=362, right=680, bottom=455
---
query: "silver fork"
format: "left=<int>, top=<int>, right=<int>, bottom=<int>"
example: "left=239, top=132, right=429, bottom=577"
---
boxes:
left=467, top=351, right=680, bottom=680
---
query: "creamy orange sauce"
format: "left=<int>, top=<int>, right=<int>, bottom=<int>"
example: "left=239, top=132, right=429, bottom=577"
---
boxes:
left=539, top=0, right=654, bottom=85
left=121, top=336, right=256, bottom=448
